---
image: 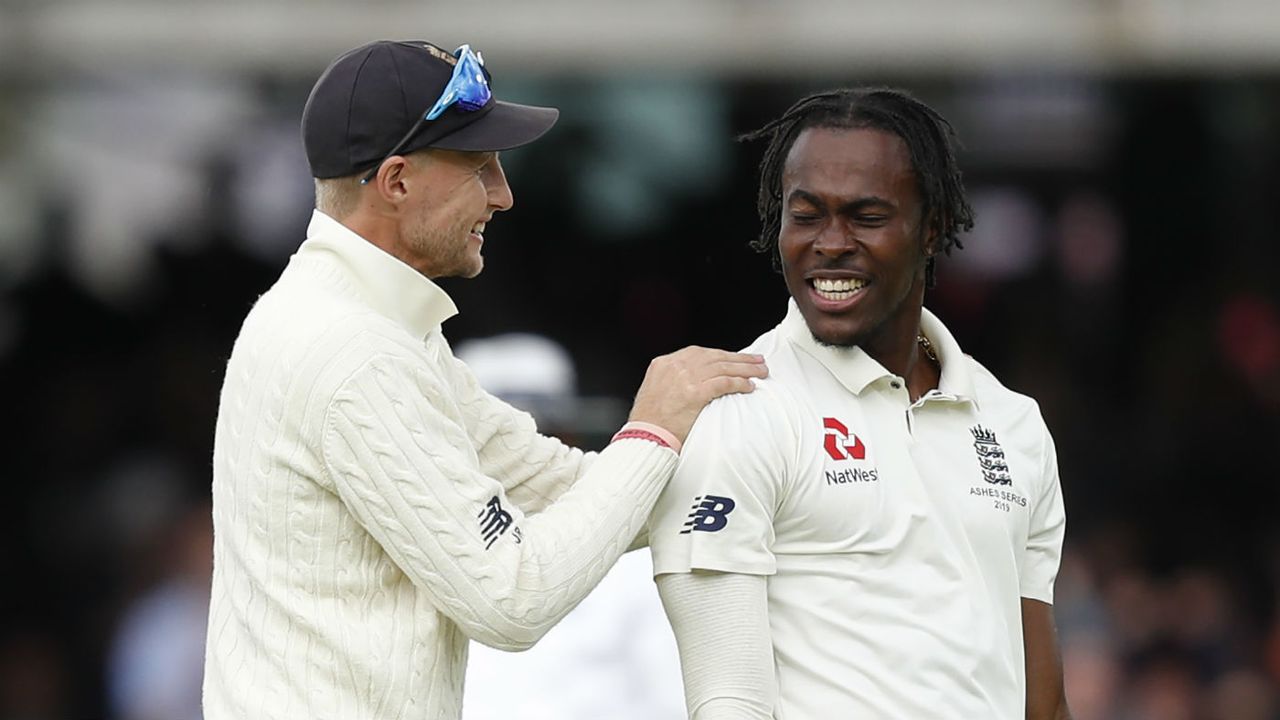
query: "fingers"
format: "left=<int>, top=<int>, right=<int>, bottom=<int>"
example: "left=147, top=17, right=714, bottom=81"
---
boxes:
left=701, top=375, right=758, bottom=400
left=625, top=347, right=770, bottom=445
left=666, top=347, right=765, bottom=366
left=696, top=349, right=767, bottom=365
left=708, top=359, right=769, bottom=380
left=682, top=354, right=768, bottom=405
left=656, top=349, right=768, bottom=391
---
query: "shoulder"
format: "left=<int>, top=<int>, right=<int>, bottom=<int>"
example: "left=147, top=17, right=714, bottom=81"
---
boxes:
left=228, top=272, right=438, bottom=406
left=682, top=329, right=812, bottom=468
left=966, top=356, right=1055, bottom=458
left=968, top=359, right=1042, bottom=419
left=702, top=324, right=809, bottom=422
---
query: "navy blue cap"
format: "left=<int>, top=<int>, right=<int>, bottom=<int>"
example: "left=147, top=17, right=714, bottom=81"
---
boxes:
left=302, top=40, right=559, bottom=179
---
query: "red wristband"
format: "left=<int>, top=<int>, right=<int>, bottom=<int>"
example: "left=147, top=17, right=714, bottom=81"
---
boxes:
left=611, top=421, right=681, bottom=453
left=611, top=429, right=669, bottom=447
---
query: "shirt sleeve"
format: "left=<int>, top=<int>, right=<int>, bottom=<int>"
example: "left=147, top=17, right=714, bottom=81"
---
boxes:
left=1020, top=422, right=1066, bottom=603
left=650, top=385, right=790, bottom=578
left=319, top=350, right=677, bottom=651
left=656, top=572, right=776, bottom=720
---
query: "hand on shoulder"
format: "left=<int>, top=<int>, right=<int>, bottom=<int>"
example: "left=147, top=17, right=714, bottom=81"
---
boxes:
left=627, top=347, right=768, bottom=444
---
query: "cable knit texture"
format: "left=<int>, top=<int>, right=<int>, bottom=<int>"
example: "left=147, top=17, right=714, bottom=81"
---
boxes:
left=203, top=212, right=676, bottom=720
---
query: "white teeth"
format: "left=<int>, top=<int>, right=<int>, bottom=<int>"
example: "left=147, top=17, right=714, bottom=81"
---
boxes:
left=812, top=278, right=866, bottom=295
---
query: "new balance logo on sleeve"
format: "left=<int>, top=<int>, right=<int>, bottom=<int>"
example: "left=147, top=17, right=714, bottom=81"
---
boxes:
left=680, top=495, right=736, bottom=534
left=477, top=495, right=514, bottom=549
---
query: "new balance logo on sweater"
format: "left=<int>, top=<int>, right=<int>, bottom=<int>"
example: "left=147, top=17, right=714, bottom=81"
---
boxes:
left=478, top=496, right=513, bottom=550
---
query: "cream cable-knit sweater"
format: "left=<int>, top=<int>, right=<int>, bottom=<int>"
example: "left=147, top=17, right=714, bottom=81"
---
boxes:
left=203, top=211, right=677, bottom=719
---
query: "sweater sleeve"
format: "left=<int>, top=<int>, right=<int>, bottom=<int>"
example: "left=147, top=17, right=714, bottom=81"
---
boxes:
left=320, top=351, right=676, bottom=651
left=442, top=349, right=594, bottom=515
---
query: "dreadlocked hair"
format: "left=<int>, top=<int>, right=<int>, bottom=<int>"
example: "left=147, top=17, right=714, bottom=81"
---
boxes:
left=739, top=87, right=974, bottom=286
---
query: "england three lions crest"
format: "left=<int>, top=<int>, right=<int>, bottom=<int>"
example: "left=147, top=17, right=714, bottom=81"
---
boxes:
left=970, top=425, right=1012, bottom=485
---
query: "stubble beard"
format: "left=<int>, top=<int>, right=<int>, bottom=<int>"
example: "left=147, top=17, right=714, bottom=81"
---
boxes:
left=810, top=319, right=881, bottom=350
left=409, top=213, right=482, bottom=279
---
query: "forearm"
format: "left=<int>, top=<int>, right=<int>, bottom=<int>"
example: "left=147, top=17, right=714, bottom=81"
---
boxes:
left=325, top=360, right=678, bottom=650
left=1023, top=598, right=1071, bottom=720
left=469, top=391, right=593, bottom=513
left=487, top=438, right=676, bottom=645
left=657, top=572, right=775, bottom=719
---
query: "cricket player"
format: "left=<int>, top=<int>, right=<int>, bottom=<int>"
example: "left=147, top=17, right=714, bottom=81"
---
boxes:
left=203, top=39, right=766, bottom=719
left=650, top=88, right=1071, bottom=720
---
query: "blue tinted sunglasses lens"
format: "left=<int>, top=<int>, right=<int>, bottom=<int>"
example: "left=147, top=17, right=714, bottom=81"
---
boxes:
left=424, top=45, right=492, bottom=121
left=360, top=45, right=493, bottom=184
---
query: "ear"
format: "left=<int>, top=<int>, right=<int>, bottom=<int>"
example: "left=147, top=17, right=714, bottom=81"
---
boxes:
left=369, top=156, right=413, bottom=206
left=921, top=217, right=940, bottom=259
left=920, top=222, right=940, bottom=288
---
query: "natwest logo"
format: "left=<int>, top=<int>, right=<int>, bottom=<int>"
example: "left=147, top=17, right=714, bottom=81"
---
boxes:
left=823, top=417, right=866, bottom=461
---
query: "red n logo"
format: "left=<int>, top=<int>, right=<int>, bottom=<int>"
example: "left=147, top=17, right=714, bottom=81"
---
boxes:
left=823, top=417, right=866, bottom=461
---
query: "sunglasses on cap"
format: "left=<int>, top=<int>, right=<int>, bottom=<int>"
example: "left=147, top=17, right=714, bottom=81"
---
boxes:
left=360, top=44, right=493, bottom=184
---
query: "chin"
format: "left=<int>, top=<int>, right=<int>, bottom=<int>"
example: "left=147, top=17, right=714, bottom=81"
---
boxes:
left=800, top=312, right=868, bottom=349
left=450, top=252, right=484, bottom=279
left=807, top=323, right=866, bottom=349
left=810, top=329, right=863, bottom=349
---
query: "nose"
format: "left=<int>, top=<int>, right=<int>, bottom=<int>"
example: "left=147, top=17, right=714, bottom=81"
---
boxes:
left=486, top=156, right=514, bottom=212
left=812, top=222, right=857, bottom=258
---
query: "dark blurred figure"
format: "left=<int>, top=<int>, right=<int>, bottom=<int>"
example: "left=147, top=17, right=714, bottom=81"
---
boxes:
left=0, top=629, right=68, bottom=720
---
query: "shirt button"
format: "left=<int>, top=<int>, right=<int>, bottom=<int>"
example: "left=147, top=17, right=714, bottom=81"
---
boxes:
left=890, top=381, right=901, bottom=389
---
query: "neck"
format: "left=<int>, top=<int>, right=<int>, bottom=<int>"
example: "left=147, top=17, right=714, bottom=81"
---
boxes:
left=861, top=298, right=939, bottom=403
left=341, top=208, right=411, bottom=264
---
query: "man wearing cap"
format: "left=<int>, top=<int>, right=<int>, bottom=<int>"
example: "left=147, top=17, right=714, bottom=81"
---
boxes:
left=202, top=40, right=767, bottom=720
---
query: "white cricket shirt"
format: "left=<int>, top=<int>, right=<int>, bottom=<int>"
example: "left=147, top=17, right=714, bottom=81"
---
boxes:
left=650, top=301, right=1065, bottom=719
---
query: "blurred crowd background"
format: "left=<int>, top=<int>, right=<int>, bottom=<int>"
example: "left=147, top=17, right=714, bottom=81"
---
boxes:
left=3, top=1, right=1280, bottom=718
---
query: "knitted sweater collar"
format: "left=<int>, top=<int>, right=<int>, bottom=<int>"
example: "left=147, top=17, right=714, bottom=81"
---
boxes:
left=298, top=210, right=459, bottom=337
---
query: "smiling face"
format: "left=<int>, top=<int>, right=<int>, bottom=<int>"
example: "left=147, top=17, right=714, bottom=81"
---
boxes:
left=397, top=148, right=513, bottom=279
left=779, top=126, right=934, bottom=354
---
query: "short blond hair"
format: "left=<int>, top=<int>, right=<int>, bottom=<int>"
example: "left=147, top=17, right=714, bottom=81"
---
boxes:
left=313, top=174, right=363, bottom=220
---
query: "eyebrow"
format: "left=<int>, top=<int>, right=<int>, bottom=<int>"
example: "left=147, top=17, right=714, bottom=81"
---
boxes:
left=786, top=189, right=897, bottom=213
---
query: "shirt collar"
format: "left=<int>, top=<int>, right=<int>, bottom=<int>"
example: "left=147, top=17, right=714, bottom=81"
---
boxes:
left=919, top=306, right=978, bottom=406
left=296, top=210, right=458, bottom=338
left=781, top=299, right=978, bottom=406
left=782, top=300, right=890, bottom=396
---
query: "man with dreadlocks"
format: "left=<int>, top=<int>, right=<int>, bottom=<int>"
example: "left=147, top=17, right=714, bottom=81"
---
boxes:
left=649, top=88, right=1071, bottom=719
